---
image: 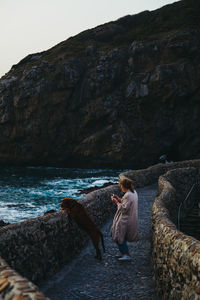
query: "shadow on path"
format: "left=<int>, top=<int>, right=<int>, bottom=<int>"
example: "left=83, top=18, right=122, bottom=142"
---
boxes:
left=41, top=184, right=158, bottom=300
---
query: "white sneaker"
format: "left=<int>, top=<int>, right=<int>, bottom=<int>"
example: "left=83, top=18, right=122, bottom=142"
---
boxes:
left=118, top=255, right=132, bottom=262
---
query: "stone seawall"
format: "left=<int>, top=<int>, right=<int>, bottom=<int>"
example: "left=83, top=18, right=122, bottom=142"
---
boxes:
left=0, top=211, right=86, bottom=300
left=0, top=159, right=200, bottom=299
left=151, top=167, right=200, bottom=299
left=0, top=257, right=50, bottom=300
left=122, top=159, right=200, bottom=187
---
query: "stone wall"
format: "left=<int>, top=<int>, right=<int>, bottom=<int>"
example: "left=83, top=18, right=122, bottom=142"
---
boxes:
left=151, top=167, right=200, bottom=299
left=0, top=212, right=86, bottom=283
left=0, top=211, right=85, bottom=300
left=0, top=257, right=50, bottom=300
left=0, top=159, right=200, bottom=299
left=122, top=159, right=200, bottom=187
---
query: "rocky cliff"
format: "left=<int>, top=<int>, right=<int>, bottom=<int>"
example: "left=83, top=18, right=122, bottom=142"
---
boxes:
left=0, top=0, right=200, bottom=168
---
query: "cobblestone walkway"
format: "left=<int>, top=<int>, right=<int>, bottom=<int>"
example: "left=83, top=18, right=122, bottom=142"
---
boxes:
left=41, top=184, right=157, bottom=300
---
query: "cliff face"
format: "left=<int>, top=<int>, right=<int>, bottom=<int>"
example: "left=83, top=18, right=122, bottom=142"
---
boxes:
left=0, top=0, right=200, bottom=168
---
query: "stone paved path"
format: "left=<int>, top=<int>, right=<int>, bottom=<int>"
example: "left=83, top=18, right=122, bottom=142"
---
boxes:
left=41, top=184, right=158, bottom=300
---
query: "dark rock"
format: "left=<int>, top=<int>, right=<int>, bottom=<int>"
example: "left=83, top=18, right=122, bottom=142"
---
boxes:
left=0, top=0, right=200, bottom=168
left=43, top=210, right=57, bottom=215
left=78, top=182, right=116, bottom=195
left=0, top=220, right=10, bottom=227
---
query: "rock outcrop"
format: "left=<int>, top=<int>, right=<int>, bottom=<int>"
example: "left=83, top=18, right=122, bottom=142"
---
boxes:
left=0, top=0, right=200, bottom=168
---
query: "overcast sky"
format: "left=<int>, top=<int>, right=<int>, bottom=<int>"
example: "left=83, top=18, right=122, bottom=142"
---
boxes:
left=0, top=0, right=180, bottom=78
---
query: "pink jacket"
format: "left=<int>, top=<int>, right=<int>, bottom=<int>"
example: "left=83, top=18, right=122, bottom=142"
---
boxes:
left=110, top=190, right=139, bottom=244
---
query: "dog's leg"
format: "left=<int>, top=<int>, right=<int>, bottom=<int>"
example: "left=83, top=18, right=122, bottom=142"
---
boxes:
left=90, top=233, right=102, bottom=260
left=100, top=232, right=105, bottom=252
left=67, top=214, right=73, bottom=228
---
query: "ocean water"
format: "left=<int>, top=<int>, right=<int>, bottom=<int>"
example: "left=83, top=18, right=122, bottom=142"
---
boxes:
left=0, top=166, right=125, bottom=223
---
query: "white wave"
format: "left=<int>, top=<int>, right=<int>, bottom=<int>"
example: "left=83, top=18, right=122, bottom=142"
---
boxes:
left=91, top=179, right=111, bottom=186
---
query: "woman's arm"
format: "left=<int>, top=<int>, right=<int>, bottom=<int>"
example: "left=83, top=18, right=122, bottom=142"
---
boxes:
left=117, top=194, right=132, bottom=213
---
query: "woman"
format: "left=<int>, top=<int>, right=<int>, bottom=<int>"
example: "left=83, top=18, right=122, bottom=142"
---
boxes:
left=110, top=175, right=140, bottom=261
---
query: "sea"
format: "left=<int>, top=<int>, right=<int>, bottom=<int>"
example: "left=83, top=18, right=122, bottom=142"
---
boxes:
left=0, top=166, right=126, bottom=223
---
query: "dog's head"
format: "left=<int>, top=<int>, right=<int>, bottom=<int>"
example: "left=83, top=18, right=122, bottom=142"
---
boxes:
left=60, top=197, right=77, bottom=210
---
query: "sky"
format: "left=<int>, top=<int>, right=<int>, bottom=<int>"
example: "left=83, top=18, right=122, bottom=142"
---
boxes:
left=0, top=0, right=180, bottom=78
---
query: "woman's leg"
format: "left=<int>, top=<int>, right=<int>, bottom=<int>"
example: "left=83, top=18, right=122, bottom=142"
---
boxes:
left=117, top=239, right=129, bottom=255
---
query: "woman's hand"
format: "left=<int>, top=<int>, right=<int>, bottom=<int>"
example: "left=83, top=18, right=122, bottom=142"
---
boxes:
left=111, top=194, right=121, bottom=205
left=115, top=195, right=122, bottom=202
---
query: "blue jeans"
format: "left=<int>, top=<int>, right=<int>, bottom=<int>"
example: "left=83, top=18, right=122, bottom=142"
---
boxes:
left=117, top=239, right=129, bottom=254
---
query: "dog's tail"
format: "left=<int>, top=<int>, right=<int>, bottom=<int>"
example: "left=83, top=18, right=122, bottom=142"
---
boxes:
left=101, top=232, right=105, bottom=252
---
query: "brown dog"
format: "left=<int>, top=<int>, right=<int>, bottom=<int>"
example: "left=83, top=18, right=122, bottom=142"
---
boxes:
left=61, top=197, right=105, bottom=260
